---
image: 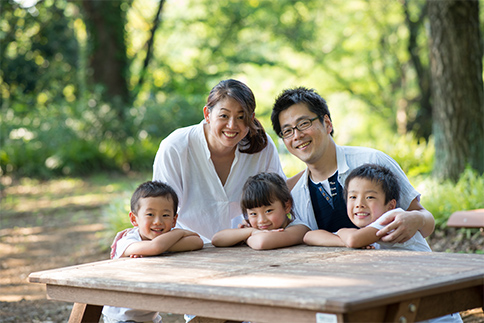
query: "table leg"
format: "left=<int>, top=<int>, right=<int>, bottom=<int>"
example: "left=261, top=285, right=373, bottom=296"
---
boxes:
left=68, top=303, right=103, bottom=323
left=384, top=298, right=420, bottom=322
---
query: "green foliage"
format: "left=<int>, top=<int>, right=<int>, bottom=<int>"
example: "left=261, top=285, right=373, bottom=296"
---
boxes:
left=103, top=192, right=133, bottom=235
left=1, top=0, right=79, bottom=107
left=2, top=0, right=482, bottom=181
left=413, top=168, right=484, bottom=229
left=350, top=133, right=434, bottom=178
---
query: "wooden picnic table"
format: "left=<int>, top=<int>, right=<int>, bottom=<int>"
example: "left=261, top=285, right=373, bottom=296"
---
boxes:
left=29, top=244, right=484, bottom=323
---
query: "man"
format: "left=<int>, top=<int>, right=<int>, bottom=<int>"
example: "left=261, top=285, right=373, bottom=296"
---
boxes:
left=271, top=87, right=434, bottom=243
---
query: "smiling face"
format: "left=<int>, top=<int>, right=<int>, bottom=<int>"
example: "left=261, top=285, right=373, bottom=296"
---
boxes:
left=129, top=196, right=177, bottom=241
left=278, top=102, right=333, bottom=167
left=204, top=97, right=250, bottom=154
left=346, top=177, right=396, bottom=228
left=247, top=199, right=291, bottom=230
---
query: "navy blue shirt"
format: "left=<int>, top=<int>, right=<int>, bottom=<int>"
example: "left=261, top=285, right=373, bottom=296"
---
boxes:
left=308, top=171, right=358, bottom=232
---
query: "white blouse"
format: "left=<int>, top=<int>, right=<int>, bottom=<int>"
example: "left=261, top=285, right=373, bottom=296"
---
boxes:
left=153, top=121, right=285, bottom=242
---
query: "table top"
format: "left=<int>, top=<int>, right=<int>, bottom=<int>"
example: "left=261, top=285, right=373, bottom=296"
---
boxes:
left=29, top=245, right=484, bottom=315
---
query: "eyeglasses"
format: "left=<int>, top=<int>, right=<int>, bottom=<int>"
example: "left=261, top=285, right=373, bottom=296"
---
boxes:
left=280, top=116, right=320, bottom=139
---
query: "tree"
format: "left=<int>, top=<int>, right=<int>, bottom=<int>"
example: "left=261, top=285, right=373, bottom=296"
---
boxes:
left=402, top=0, right=432, bottom=140
left=81, top=0, right=131, bottom=118
left=428, top=0, right=484, bottom=181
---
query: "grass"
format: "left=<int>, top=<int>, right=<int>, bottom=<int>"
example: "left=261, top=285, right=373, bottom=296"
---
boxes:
left=0, top=172, right=150, bottom=229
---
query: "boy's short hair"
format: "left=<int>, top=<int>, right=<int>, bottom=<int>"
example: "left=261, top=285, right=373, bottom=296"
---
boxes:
left=240, top=172, right=294, bottom=222
left=344, top=164, right=400, bottom=204
left=130, top=181, right=178, bottom=215
left=271, top=86, right=333, bottom=137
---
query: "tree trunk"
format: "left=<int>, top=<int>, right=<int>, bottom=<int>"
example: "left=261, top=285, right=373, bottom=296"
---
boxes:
left=402, top=0, right=432, bottom=140
left=134, top=0, right=166, bottom=98
left=428, top=0, right=484, bottom=181
left=81, top=0, right=131, bottom=114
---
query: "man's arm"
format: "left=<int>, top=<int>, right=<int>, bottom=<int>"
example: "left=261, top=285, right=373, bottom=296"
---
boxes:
left=211, top=228, right=257, bottom=247
left=246, top=225, right=310, bottom=250
left=303, top=229, right=346, bottom=247
left=286, top=170, right=304, bottom=191
left=376, top=198, right=435, bottom=243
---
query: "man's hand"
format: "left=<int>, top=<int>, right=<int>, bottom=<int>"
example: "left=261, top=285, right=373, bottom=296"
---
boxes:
left=376, top=208, right=421, bottom=244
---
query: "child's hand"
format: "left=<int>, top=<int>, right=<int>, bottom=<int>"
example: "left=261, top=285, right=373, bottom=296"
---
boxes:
left=130, top=254, right=143, bottom=258
left=238, top=221, right=251, bottom=228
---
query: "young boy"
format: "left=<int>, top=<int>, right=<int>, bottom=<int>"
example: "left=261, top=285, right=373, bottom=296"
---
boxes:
left=304, top=164, right=463, bottom=323
left=303, top=164, right=431, bottom=250
left=102, top=181, right=203, bottom=323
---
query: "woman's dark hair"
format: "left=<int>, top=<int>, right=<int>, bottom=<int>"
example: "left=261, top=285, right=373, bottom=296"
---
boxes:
left=344, top=164, right=400, bottom=204
left=240, top=172, right=294, bottom=224
left=206, top=79, right=267, bottom=154
left=131, top=181, right=179, bottom=215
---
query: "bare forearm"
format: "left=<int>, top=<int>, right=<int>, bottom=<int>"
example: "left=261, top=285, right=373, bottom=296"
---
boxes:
left=303, top=230, right=346, bottom=247
left=337, top=228, right=378, bottom=249
left=247, top=226, right=309, bottom=250
left=415, top=209, right=434, bottom=238
left=168, top=235, right=204, bottom=252
left=212, top=228, right=254, bottom=247
left=408, top=199, right=435, bottom=238
left=123, top=230, right=185, bottom=256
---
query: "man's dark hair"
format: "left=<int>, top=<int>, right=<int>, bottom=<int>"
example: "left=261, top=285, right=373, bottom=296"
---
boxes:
left=271, top=86, right=333, bottom=137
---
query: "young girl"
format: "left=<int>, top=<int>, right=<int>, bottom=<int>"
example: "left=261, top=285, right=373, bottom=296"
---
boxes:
left=212, top=172, right=310, bottom=250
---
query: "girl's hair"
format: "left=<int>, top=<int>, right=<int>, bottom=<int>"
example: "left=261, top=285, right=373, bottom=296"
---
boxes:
left=344, top=164, right=400, bottom=204
left=206, top=79, right=268, bottom=154
left=131, top=181, right=179, bottom=215
left=240, top=172, right=294, bottom=223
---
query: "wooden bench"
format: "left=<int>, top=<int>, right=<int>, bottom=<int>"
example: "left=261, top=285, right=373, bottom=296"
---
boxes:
left=446, top=208, right=484, bottom=228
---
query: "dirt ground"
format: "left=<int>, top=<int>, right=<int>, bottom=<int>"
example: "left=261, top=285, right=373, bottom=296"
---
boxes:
left=1, top=176, right=483, bottom=323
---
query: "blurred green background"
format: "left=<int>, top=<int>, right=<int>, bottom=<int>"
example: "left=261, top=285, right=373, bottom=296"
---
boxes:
left=1, top=0, right=483, bottom=231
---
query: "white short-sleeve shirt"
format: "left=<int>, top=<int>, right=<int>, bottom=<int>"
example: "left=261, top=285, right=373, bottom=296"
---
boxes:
left=153, top=121, right=285, bottom=242
left=102, top=228, right=161, bottom=322
left=368, top=209, right=432, bottom=252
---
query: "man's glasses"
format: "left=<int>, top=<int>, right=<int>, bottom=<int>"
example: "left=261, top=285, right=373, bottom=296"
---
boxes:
left=280, top=116, right=320, bottom=139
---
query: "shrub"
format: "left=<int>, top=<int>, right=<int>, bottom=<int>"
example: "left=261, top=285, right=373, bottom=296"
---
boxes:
left=413, top=167, right=484, bottom=229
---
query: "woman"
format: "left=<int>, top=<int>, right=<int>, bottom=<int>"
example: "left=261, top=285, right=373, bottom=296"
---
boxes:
left=153, top=79, right=285, bottom=243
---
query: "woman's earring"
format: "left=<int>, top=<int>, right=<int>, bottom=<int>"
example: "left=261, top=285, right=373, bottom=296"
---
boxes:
left=286, top=213, right=292, bottom=220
